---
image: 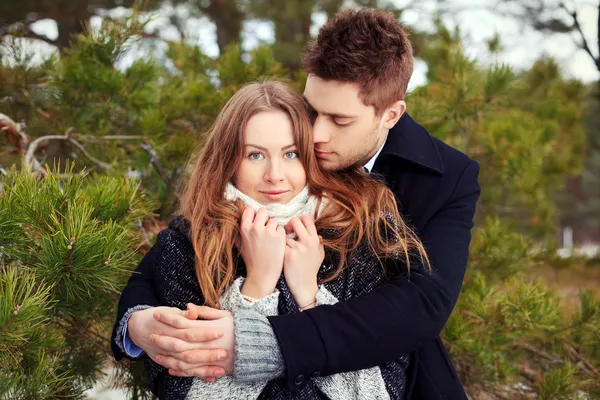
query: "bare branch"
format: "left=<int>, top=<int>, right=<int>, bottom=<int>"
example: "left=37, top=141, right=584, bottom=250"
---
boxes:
left=24, top=128, right=111, bottom=172
left=20, top=89, right=52, bottom=119
left=0, top=22, right=58, bottom=47
left=0, top=114, right=30, bottom=155
left=559, top=2, right=599, bottom=69
left=67, top=138, right=111, bottom=169
left=140, top=142, right=167, bottom=181
left=79, top=135, right=146, bottom=142
left=24, top=133, right=71, bottom=173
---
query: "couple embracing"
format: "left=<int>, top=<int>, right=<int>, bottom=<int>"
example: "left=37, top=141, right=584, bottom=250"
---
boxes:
left=111, top=8, right=480, bottom=400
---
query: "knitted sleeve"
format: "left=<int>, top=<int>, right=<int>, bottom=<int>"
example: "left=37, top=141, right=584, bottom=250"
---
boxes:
left=184, top=277, right=281, bottom=400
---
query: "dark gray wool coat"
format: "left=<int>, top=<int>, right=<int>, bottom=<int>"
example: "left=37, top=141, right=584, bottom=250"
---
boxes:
left=146, top=216, right=416, bottom=400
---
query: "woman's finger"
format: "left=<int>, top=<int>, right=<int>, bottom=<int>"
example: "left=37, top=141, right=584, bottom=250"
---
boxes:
left=191, top=305, right=230, bottom=321
left=286, top=237, right=300, bottom=249
left=240, top=206, right=255, bottom=231
left=299, top=215, right=318, bottom=237
left=284, top=220, right=295, bottom=234
left=266, top=218, right=279, bottom=233
left=185, top=303, right=200, bottom=320
left=290, top=217, right=310, bottom=242
left=253, top=207, right=269, bottom=227
left=154, top=311, right=197, bottom=329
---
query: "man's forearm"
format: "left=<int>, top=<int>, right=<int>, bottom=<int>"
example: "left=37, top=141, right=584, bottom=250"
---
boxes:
left=268, top=160, right=480, bottom=387
left=111, top=245, right=161, bottom=361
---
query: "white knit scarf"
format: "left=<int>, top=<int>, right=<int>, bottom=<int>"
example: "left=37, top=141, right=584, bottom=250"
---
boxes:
left=224, top=183, right=327, bottom=226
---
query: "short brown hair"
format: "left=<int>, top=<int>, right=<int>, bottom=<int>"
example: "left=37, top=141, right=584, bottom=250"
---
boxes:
left=302, top=8, right=414, bottom=114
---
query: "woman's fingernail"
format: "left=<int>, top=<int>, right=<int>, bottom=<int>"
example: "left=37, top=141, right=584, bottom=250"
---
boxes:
left=215, top=370, right=225, bottom=377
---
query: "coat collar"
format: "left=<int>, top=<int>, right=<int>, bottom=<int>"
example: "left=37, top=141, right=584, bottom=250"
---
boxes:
left=377, top=112, right=445, bottom=174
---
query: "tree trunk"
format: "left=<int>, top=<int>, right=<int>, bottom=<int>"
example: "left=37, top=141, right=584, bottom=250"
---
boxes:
left=202, top=0, right=244, bottom=55
left=272, top=0, right=315, bottom=70
left=55, top=16, right=87, bottom=51
left=596, top=0, right=600, bottom=71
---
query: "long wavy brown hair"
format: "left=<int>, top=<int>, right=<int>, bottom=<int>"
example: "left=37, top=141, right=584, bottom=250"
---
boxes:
left=178, top=80, right=429, bottom=307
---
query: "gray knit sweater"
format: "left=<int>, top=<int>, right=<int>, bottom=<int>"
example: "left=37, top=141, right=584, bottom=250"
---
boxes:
left=117, top=217, right=409, bottom=399
left=183, top=277, right=390, bottom=399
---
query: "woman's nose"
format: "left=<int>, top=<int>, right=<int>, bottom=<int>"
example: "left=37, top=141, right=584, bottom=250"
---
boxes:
left=265, top=160, right=284, bottom=182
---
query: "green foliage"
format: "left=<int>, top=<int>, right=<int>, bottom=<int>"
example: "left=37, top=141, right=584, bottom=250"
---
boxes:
left=0, top=164, right=153, bottom=399
left=1, top=19, right=291, bottom=216
left=410, top=20, right=598, bottom=398
left=409, top=25, right=587, bottom=238
left=0, top=10, right=598, bottom=400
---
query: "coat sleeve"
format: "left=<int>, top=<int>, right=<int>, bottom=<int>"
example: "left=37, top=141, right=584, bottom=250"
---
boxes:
left=110, top=243, right=162, bottom=362
left=267, top=160, right=480, bottom=391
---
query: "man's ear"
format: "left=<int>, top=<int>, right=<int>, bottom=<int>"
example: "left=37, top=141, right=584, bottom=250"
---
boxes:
left=382, top=100, right=406, bottom=129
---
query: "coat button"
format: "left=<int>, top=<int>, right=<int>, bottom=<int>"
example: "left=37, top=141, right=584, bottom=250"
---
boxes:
left=311, top=372, right=320, bottom=378
left=294, top=374, right=305, bottom=386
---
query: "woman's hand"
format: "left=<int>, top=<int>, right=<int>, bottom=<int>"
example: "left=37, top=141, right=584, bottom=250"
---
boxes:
left=283, top=215, right=324, bottom=310
left=238, top=206, right=286, bottom=299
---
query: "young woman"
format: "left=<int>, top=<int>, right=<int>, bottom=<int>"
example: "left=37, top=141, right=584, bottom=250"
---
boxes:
left=117, top=80, right=429, bottom=399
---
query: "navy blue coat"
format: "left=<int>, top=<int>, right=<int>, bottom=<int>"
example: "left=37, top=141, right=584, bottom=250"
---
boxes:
left=111, top=112, right=480, bottom=400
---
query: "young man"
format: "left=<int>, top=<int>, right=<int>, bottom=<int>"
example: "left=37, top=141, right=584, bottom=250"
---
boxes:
left=112, top=8, right=480, bottom=399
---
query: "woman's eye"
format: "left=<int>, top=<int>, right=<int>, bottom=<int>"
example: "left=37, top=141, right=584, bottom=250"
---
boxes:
left=284, top=151, right=298, bottom=159
left=248, top=152, right=263, bottom=160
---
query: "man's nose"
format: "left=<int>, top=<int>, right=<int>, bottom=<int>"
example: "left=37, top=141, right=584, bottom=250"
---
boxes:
left=312, top=116, right=332, bottom=144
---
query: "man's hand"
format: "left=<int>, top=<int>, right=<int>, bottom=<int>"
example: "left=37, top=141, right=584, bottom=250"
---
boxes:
left=128, top=305, right=234, bottom=381
left=151, top=305, right=235, bottom=381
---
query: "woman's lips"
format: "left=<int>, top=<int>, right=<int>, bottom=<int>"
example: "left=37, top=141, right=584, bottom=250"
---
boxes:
left=260, top=190, right=290, bottom=200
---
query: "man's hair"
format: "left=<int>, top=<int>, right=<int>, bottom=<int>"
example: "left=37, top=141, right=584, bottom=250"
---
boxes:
left=303, top=8, right=414, bottom=114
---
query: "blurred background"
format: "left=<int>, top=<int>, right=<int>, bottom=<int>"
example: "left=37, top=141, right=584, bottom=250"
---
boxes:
left=0, top=1, right=599, bottom=399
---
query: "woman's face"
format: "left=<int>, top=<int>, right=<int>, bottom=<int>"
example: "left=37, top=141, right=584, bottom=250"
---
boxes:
left=234, top=110, right=307, bottom=204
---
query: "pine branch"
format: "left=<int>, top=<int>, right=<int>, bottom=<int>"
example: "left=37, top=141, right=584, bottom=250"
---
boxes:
left=0, top=306, right=18, bottom=334
left=510, top=342, right=562, bottom=363
left=1, top=343, right=19, bottom=365
left=565, top=344, right=600, bottom=378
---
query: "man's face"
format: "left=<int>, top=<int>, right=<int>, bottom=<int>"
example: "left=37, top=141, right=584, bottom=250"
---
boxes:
left=303, top=75, right=387, bottom=171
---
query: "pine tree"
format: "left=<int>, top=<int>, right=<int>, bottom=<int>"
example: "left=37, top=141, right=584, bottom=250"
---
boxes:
left=0, top=163, right=154, bottom=399
left=1, top=10, right=598, bottom=400
left=408, top=21, right=600, bottom=399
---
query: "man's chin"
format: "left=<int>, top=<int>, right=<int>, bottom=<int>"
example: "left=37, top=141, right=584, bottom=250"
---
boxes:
left=317, top=158, right=340, bottom=171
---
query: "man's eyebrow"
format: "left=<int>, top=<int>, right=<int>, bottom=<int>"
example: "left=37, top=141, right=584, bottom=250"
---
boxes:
left=303, top=96, right=359, bottom=119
